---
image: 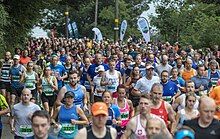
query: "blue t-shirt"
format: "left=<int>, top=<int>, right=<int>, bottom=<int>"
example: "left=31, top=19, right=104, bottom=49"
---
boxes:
left=161, top=80, right=179, bottom=97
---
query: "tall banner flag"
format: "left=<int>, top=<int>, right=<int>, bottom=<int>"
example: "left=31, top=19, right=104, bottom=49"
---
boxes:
left=92, top=27, right=103, bottom=42
left=72, top=22, right=79, bottom=39
left=120, top=20, right=127, bottom=42
left=137, top=17, right=150, bottom=43
left=67, top=18, right=74, bottom=38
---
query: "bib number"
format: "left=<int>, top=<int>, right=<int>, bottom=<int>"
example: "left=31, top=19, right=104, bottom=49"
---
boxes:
left=62, top=123, right=75, bottom=134
left=19, top=125, right=32, bottom=135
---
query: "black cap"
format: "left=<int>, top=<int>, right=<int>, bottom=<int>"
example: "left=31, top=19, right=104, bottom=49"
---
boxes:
left=64, top=91, right=75, bottom=98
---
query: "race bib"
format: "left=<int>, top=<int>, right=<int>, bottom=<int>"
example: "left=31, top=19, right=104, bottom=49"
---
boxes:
left=162, top=96, right=172, bottom=103
left=26, top=83, right=34, bottom=88
left=19, top=125, right=32, bottom=135
left=121, top=112, right=129, bottom=120
left=62, top=123, right=75, bottom=134
left=12, top=76, right=20, bottom=81
left=44, top=89, right=53, bottom=96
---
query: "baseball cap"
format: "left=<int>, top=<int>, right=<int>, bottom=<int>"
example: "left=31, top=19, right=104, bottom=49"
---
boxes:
left=64, top=91, right=75, bottom=98
left=13, top=55, right=20, bottom=60
left=95, top=65, right=105, bottom=73
left=146, top=65, right=154, bottom=70
left=91, top=102, right=108, bottom=116
left=175, top=129, right=195, bottom=139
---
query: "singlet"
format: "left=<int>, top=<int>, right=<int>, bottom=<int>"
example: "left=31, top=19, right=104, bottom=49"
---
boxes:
left=42, top=76, right=55, bottom=96
left=150, top=101, right=169, bottom=125
left=105, top=70, right=120, bottom=93
left=80, top=66, right=91, bottom=90
left=0, top=60, right=12, bottom=82
left=115, top=98, right=130, bottom=127
left=10, top=64, right=24, bottom=88
left=177, top=109, right=199, bottom=129
left=58, top=105, right=79, bottom=139
left=93, top=75, right=105, bottom=96
left=24, top=71, right=36, bottom=90
left=106, top=107, right=115, bottom=126
left=131, top=114, right=147, bottom=139
left=86, top=125, right=112, bottom=139
left=181, top=69, right=196, bottom=81
left=65, top=84, right=84, bottom=108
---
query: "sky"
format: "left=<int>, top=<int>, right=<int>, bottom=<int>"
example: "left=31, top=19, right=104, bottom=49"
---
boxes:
left=31, top=3, right=156, bottom=38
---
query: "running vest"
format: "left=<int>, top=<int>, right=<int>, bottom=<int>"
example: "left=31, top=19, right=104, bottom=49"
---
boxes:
left=86, top=125, right=112, bottom=139
left=0, top=60, right=12, bottom=82
left=116, top=98, right=130, bottom=127
left=42, top=76, right=55, bottom=96
left=24, top=71, right=36, bottom=90
left=81, top=67, right=91, bottom=90
left=65, top=84, right=84, bottom=107
left=131, top=114, right=147, bottom=139
left=105, top=70, right=120, bottom=93
left=10, top=64, right=24, bottom=87
left=106, top=106, right=115, bottom=126
left=58, top=105, right=79, bottom=139
left=150, top=101, right=169, bottom=126
left=207, top=69, right=220, bottom=86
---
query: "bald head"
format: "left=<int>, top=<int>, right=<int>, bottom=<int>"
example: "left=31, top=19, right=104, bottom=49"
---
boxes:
left=199, top=96, right=216, bottom=110
left=198, top=96, right=216, bottom=126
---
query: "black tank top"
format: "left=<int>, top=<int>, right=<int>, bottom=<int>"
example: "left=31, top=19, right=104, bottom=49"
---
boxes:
left=86, top=125, right=112, bottom=139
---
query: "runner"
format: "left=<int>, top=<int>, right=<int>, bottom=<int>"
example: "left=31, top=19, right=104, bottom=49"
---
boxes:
left=0, top=51, right=13, bottom=103
left=52, top=91, right=88, bottom=139
left=113, top=85, right=134, bottom=138
left=150, top=83, right=176, bottom=134
left=9, top=55, right=26, bottom=107
left=56, top=70, right=88, bottom=110
left=75, top=102, right=117, bottom=139
left=101, top=60, right=122, bottom=98
left=21, top=61, right=39, bottom=100
left=39, top=66, right=58, bottom=115
left=27, top=110, right=56, bottom=139
left=121, top=94, right=171, bottom=139
left=10, top=88, right=41, bottom=138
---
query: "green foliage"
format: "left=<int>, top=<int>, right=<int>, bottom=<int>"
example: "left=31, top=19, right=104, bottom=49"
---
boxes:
left=150, top=0, right=220, bottom=48
left=1, top=0, right=58, bottom=51
left=0, top=5, right=8, bottom=57
left=39, top=0, right=149, bottom=40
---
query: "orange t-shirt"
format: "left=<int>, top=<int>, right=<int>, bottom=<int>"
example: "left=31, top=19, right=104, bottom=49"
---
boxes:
left=20, top=56, right=31, bottom=65
left=209, top=86, right=220, bottom=119
left=181, top=68, right=196, bottom=81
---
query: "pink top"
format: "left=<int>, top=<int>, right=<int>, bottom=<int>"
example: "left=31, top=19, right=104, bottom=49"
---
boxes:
left=116, top=98, right=130, bottom=127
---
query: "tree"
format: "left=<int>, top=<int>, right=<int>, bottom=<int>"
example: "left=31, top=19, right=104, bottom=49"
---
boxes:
left=38, top=0, right=150, bottom=40
left=149, top=0, right=220, bottom=48
left=1, top=0, right=58, bottom=51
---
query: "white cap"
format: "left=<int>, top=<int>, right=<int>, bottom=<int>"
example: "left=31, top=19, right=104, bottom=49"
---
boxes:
left=146, top=65, right=154, bottom=70
left=95, top=65, right=105, bottom=72
left=13, top=55, right=20, bottom=60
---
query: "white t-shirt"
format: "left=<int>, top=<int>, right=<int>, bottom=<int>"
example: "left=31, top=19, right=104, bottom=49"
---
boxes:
left=12, top=102, right=41, bottom=137
left=134, top=76, right=160, bottom=94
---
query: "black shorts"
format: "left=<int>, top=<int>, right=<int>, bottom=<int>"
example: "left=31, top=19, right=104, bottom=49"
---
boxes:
left=30, top=89, right=38, bottom=100
left=41, top=92, right=56, bottom=107
left=0, top=81, right=12, bottom=92
left=11, top=86, right=24, bottom=97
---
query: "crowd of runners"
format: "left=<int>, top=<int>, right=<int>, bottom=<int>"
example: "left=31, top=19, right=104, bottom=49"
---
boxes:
left=0, top=37, right=220, bottom=139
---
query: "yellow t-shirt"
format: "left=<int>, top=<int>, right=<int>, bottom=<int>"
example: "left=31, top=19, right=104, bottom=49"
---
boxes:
left=0, top=94, right=9, bottom=109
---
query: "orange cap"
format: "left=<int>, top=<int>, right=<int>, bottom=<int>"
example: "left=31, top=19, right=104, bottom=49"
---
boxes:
left=91, top=102, right=108, bottom=116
